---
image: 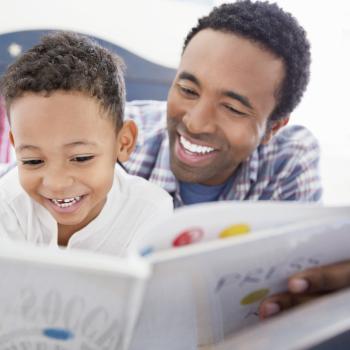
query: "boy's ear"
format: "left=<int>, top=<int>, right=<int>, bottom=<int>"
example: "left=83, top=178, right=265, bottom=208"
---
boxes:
left=261, top=117, right=289, bottom=145
left=9, top=131, right=15, bottom=146
left=116, top=120, right=138, bottom=162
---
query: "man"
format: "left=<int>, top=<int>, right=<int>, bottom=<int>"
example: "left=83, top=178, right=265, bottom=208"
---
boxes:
left=124, top=0, right=322, bottom=208
left=124, top=0, right=350, bottom=319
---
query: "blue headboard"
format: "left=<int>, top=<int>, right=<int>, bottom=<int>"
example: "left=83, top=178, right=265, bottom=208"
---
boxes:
left=0, top=29, right=176, bottom=101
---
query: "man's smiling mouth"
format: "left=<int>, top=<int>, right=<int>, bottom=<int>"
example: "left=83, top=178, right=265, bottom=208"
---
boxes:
left=179, top=135, right=215, bottom=155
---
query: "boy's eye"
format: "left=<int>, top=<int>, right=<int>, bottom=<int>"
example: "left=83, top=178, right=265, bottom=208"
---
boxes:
left=71, top=155, right=95, bottom=162
left=21, top=159, right=44, bottom=166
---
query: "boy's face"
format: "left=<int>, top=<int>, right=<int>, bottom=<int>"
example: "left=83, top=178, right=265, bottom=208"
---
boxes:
left=9, top=91, right=136, bottom=241
left=167, top=29, right=288, bottom=185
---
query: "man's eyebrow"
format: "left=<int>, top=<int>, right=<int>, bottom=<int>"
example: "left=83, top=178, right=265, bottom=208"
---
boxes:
left=223, top=90, right=253, bottom=110
left=178, top=71, right=200, bottom=86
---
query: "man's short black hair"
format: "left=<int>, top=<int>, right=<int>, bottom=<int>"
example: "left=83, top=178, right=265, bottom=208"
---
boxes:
left=0, top=31, right=125, bottom=129
left=183, top=0, right=311, bottom=121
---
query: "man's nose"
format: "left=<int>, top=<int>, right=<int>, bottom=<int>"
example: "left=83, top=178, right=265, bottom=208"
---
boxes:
left=42, top=166, right=74, bottom=194
left=182, top=100, right=216, bottom=134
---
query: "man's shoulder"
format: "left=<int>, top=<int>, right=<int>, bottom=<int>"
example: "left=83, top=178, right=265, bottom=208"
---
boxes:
left=261, top=124, right=320, bottom=161
left=125, top=100, right=167, bottom=132
left=124, top=101, right=170, bottom=179
left=272, top=124, right=319, bottom=150
left=125, top=100, right=168, bottom=149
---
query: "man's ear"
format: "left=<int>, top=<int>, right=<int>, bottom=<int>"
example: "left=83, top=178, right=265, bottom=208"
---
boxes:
left=261, top=117, right=289, bottom=144
left=116, top=120, right=138, bottom=162
left=9, top=131, right=15, bottom=146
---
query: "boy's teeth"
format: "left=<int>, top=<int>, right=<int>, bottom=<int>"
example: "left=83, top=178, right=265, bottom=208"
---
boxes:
left=51, top=196, right=82, bottom=208
left=179, top=135, right=214, bottom=154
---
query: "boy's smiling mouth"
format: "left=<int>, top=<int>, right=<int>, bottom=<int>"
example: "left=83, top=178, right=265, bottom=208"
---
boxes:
left=50, top=196, right=83, bottom=208
left=43, top=195, right=86, bottom=213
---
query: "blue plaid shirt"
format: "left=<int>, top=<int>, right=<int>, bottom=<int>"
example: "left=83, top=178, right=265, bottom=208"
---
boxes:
left=125, top=100, right=322, bottom=208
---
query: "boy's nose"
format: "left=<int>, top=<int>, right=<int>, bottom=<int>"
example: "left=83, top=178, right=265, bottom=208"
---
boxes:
left=42, top=168, right=74, bottom=195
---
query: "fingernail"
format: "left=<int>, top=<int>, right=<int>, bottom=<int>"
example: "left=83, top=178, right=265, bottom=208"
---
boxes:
left=289, top=278, right=309, bottom=293
left=264, top=302, right=280, bottom=317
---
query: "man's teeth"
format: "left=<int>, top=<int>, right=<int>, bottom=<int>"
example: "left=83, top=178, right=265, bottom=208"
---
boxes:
left=51, top=196, right=81, bottom=208
left=180, top=135, right=214, bottom=154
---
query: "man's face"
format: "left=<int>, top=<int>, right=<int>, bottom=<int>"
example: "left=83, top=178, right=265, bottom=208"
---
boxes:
left=10, top=91, right=122, bottom=240
left=167, top=29, right=285, bottom=185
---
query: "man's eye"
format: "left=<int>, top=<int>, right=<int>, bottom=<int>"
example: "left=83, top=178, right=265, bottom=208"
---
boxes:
left=178, top=84, right=198, bottom=97
left=21, top=159, right=44, bottom=166
left=224, top=104, right=247, bottom=116
left=72, top=155, right=94, bottom=162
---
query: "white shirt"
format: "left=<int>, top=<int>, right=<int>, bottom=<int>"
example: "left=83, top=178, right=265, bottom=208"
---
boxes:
left=0, top=165, right=173, bottom=256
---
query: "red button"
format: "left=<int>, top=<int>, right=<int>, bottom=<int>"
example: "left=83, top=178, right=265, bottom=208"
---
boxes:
left=172, top=228, right=204, bottom=247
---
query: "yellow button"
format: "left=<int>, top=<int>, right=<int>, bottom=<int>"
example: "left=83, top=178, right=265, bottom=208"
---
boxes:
left=240, top=288, right=270, bottom=305
left=219, top=224, right=251, bottom=238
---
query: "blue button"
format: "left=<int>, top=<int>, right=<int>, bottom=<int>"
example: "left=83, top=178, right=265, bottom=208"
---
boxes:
left=43, top=328, right=74, bottom=340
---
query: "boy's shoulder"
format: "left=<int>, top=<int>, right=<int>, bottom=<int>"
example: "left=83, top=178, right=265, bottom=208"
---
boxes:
left=115, top=164, right=173, bottom=207
left=0, top=167, right=36, bottom=240
left=0, top=166, right=27, bottom=206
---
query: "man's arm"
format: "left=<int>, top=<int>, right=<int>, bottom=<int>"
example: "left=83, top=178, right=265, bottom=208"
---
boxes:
left=259, top=260, right=350, bottom=319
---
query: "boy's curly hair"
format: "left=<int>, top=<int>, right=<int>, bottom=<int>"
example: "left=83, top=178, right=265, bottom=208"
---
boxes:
left=183, top=0, right=311, bottom=122
left=0, top=31, right=125, bottom=129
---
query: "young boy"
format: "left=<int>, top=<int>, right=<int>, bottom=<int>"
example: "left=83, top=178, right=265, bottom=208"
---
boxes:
left=0, top=32, right=173, bottom=256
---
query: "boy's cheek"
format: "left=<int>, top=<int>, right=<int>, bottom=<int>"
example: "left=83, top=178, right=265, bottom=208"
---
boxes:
left=19, top=175, right=37, bottom=198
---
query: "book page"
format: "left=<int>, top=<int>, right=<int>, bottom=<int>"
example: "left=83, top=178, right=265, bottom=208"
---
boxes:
left=132, top=202, right=350, bottom=348
left=135, top=201, right=350, bottom=255
left=130, top=267, right=198, bottom=350
left=0, top=242, right=149, bottom=350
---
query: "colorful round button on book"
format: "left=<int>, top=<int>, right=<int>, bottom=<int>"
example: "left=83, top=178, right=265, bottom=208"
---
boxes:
left=219, top=223, right=251, bottom=239
left=172, top=227, right=204, bottom=247
left=240, top=288, right=270, bottom=305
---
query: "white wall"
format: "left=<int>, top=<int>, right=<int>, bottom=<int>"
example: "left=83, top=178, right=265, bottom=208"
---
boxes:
left=1, top=0, right=349, bottom=204
left=0, top=0, right=210, bottom=67
left=270, top=0, right=350, bottom=206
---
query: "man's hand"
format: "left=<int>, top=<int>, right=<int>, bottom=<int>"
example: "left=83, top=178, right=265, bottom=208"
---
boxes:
left=258, top=260, right=350, bottom=319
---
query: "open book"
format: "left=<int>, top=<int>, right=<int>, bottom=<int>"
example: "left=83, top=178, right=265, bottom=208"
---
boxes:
left=0, top=201, right=349, bottom=350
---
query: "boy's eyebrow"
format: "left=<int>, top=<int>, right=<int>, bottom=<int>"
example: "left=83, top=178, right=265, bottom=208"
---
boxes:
left=64, top=141, right=98, bottom=148
left=16, top=141, right=98, bottom=152
left=16, top=145, right=40, bottom=152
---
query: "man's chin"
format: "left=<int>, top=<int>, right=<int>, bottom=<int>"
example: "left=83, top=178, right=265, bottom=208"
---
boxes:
left=170, top=161, right=207, bottom=184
